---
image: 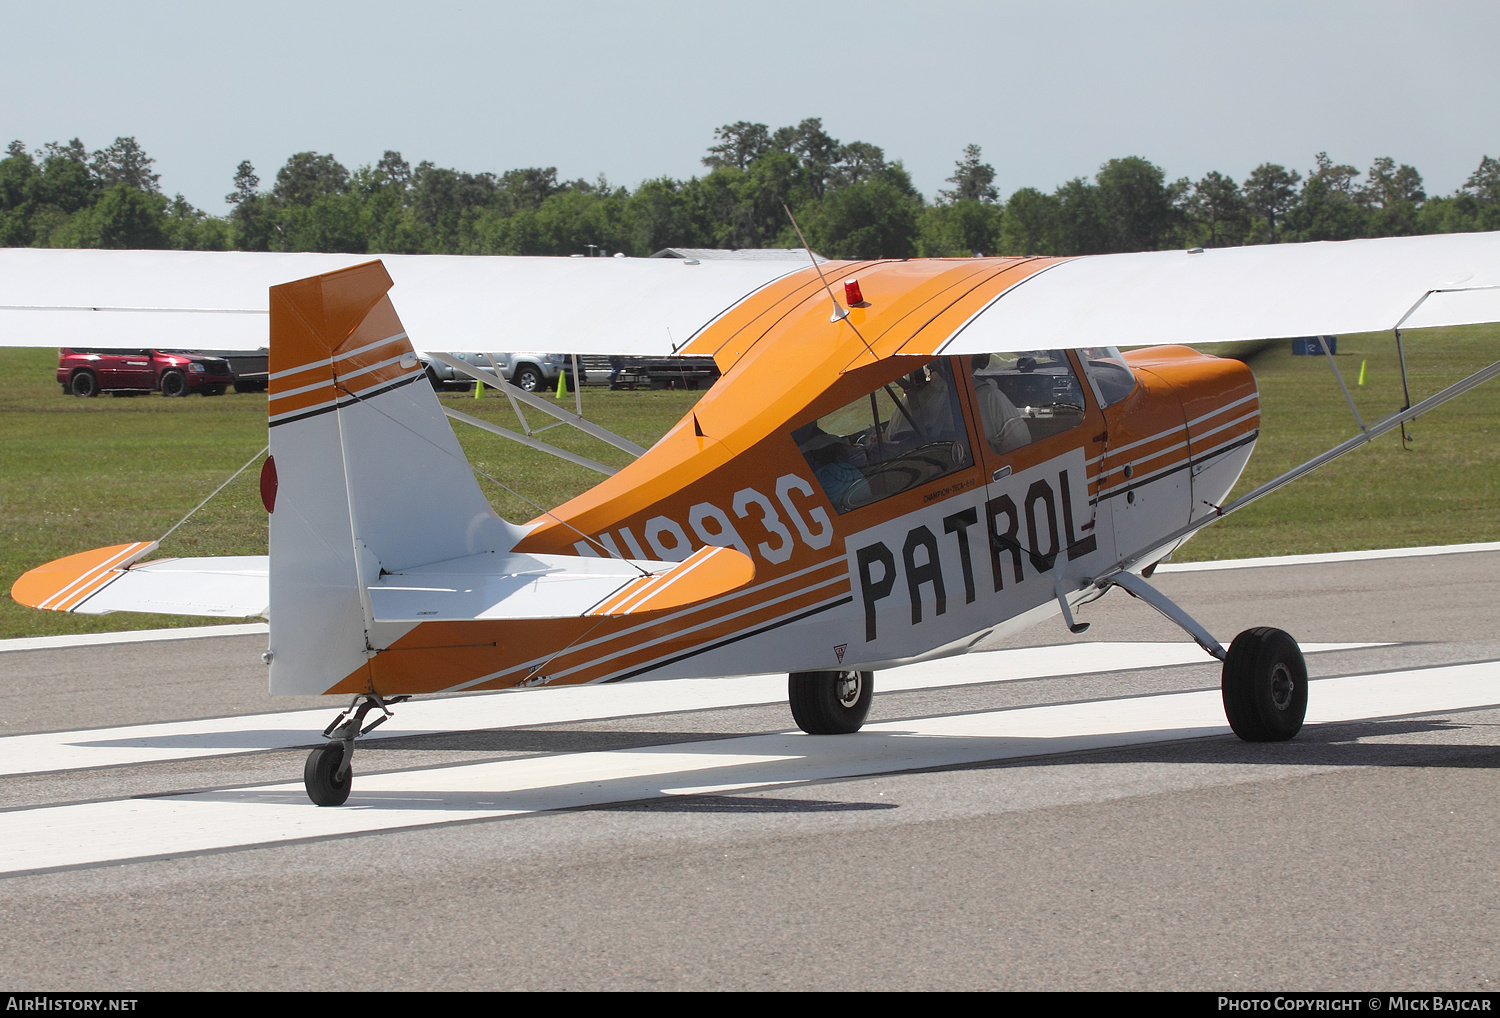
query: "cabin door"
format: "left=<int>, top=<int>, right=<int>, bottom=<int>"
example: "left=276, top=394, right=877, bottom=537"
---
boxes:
left=958, top=350, right=1105, bottom=594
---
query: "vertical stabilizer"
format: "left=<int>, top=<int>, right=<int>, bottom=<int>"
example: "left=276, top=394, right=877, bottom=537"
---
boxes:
left=265, top=261, right=524, bottom=695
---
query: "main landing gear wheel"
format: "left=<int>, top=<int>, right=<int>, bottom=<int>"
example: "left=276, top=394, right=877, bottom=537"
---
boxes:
left=1221, top=627, right=1308, bottom=742
left=304, top=743, right=351, bottom=807
left=789, top=670, right=873, bottom=734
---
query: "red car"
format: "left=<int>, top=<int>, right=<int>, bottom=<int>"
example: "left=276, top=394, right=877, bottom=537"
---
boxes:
left=57, top=349, right=236, bottom=398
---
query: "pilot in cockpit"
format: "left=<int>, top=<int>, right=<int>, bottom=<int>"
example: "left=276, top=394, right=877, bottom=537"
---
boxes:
left=887, top=364, right=957, bottom=444
left=971, top=353, right=1032, bottom=454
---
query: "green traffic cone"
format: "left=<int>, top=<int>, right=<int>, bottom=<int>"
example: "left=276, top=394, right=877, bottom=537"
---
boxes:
left=1357, top=360, right=1367, bottom=386
left=556, top=371, right=566, bottom=398
left=474, top=379, right=484, bottom=398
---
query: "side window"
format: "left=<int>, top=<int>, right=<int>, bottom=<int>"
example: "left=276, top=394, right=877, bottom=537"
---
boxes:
left=969, top=350, right=1088, bottom=455
left=1079, top=346, right=1137, bottom=408
left=794, top=359, right=973, bottom=513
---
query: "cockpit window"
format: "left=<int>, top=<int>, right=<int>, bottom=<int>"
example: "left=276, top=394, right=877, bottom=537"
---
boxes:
left=794, top=359, right=973, bottom=513
left=969, top=350, right=1088, bottom=454
left=1079, top=346, right=1137, bottom=407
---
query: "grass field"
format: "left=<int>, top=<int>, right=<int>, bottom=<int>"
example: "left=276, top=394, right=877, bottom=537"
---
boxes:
left=2, top=328, right=1496, bottom=640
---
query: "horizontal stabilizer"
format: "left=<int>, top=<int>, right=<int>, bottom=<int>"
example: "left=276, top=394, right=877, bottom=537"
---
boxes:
left=76, top=556, right=269, bottom=617
left=585, top=545, right=756, bottom=617
left=11, top=545, right=269, bottom=618
left=368, top=545, right=754, bottom=623
left=13, top=543, right=756, bottom=623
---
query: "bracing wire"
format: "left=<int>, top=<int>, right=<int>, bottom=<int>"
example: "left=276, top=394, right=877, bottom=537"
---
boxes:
left=157, top=444, right=269, bottom=546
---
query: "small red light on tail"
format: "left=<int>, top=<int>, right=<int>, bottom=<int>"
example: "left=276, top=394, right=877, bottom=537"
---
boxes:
left=844, top=279, right=864, bottom=305
left=260, top=456, right=278, bottom=514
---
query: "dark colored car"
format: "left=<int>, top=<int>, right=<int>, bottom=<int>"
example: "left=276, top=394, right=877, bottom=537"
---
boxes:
left=57, top=349, right=236, bottom=398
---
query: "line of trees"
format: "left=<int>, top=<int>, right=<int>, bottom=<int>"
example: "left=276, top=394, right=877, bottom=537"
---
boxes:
left=3, top=122, right=1499, bottom=259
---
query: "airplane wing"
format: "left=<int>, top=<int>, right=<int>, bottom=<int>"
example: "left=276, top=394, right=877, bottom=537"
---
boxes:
left=0, top=248, right=809, bottom=355
left=9, top=541, right=753, bottom=622
left=5, top=234, right=1498, bottom=362
left=934, top=232, right=1500, bottom=354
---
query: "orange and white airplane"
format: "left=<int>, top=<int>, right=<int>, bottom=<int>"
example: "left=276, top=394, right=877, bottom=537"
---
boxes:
left=7, top=236, right=1500, bottom=805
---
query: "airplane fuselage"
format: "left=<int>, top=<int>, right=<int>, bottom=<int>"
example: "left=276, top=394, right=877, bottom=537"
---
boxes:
left=335, top=254, right=1258, bottom=697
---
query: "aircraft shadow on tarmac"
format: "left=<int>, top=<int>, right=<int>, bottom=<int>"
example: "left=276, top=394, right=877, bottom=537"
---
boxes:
left=77, top=729, right=334, bottom=750
left=598, top=795, right=900, bottom=813
left=352, top=728, right=746, bottom=754
left=73, top=728, right=734, bottom=753
left=175, top=716, right=1499, bottom=815
left=977, top=717, right=1500, bottom=771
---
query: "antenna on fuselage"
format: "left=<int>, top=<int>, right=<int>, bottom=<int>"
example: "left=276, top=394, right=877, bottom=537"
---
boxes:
left=782, top=202, right=877, bottom=361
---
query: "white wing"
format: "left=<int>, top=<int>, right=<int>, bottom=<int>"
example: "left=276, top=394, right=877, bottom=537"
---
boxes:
left=0, top=248, right=808, bottom=355
left=938, top=232, right=1500, bottom=353
left=7, top=233, right=1500, bottom=359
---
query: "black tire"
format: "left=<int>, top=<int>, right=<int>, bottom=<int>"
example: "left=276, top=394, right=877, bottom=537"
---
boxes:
left=160, top=370, right=187, bottom=397
left=202, top=385, right=225, bottom=396
left=789, top=670, right=873, bottom=735
left=513, top=365, right=543, bottom=392
left=70, top=370, right=98, bottom=397
left=304, top=743, right=351, bottom=806
left=232, top=381, right=258, bottom=394
left=1221, top=627, right=1307, bottom=742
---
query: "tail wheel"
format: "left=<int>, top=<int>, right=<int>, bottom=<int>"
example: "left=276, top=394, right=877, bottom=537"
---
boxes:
left=160, top=370, right=187, bottom=397
left=70, top=370, right=98, bottom=397
left=1222, top=627, right=1307, bottom=741
left=789, top=670, right=873, bottom=734
left=304, top=743, right=352, bottom=806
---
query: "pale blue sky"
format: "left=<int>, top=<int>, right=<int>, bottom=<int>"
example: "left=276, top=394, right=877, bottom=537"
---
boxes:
left=4, top=0, right=1498, bottom=213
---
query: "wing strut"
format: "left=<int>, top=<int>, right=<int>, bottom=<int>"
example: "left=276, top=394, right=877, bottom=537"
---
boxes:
left=426, top=351, right=648, bottom=461
left=1316, top=336, right=1366, bottom=432
left=442, top=406, right=618, bottom=476
left=1102, top=572, right=1226, bottom=660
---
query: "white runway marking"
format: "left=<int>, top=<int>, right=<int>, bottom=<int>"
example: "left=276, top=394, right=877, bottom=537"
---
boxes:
left=0, top=622, right=268, bottom=654
left=0, top=642, right=1375, bottom=776
left=1, top=659, right=1492, bottom=877
left=1156, top=540, right=1500, bottom=573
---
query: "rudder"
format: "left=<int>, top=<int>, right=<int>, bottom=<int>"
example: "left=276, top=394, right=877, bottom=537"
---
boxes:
left=265, top=261, right=524, bottom=695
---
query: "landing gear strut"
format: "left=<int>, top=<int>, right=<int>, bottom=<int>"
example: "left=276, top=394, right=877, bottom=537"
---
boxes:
left=304, top=693, right=409, bottom=806
left=1100, top=570, right=1307, bottom=742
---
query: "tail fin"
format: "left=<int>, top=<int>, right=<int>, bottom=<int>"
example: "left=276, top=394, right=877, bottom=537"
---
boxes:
left=266, top=261, right=525, bottom=695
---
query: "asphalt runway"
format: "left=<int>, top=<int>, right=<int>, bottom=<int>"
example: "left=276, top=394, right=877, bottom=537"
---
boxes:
left=0, top=546, right=1496, bottom=991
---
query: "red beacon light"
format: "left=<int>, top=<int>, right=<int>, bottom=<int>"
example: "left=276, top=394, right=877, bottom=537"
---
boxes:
left=843, top=279, right=869, bottom=307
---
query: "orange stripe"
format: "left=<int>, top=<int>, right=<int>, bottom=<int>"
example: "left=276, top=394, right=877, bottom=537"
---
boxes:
left=268, top=386, right=339, bottom=417
left=51, top=570, right=124, bottom=611
left=12, top=541, right=155, bottom=613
